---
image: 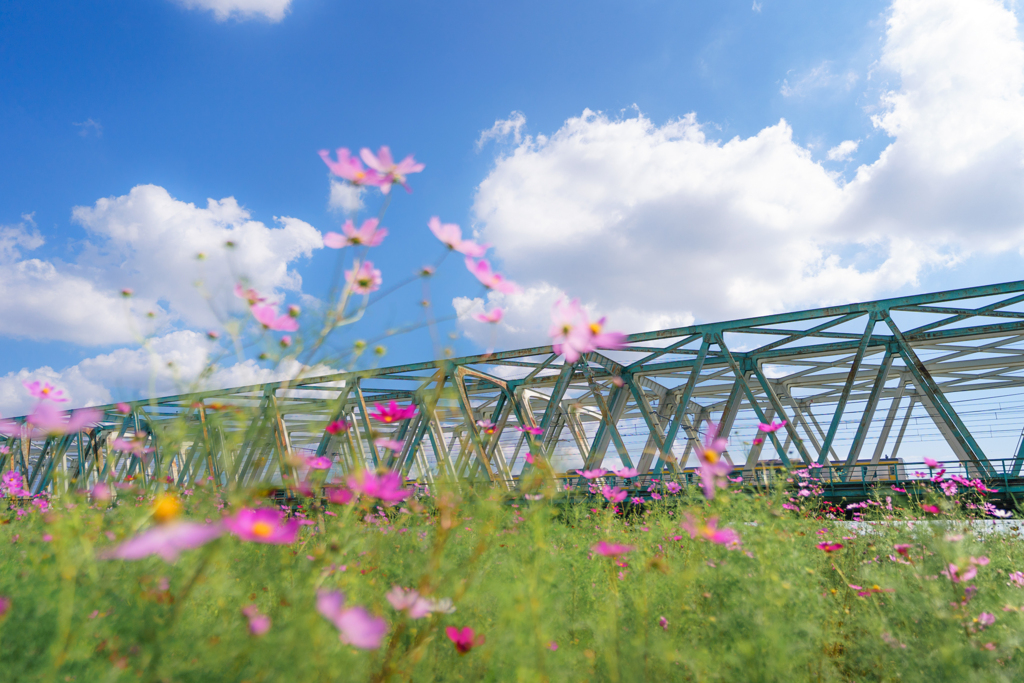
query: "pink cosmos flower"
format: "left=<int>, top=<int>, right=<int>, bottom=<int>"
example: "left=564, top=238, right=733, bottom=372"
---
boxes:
left=894, top=544, right=912, bottom=556
left=924, top=457, right=940, bottom=468
left=446, top=625, right=484, bottom=654
left=548, top=640, right=558, bottom=651
left=317, top=590, right=388, bottom=649
left=345, top=261, right=382, bottom=295
left=941, top=563, right=978, bottom=583
left=816, top=542, right=843, bottom=553
left=112, top=437, right=154, bottom=460
left=373, top=438, right=405, bottom=452
left=224, top=508, right=299, bottom=544
left=91, top=482, right=112, bottom=502
left=681, top=514, right=741, bottom=546
left=464, top=258, right=520, bottom=294
left=695, top=421, right=732, bottom=500
left=757, top=420, right=786, bottom=433
left=370, top=400, right=417, bottom=423
left=891, top=486, right=907, bottom=493
left=385, top=586, right=433, bottom=619
left=592, top=540, right=635, bottom=557
left=977, top=612, right=996, bottom=627
left=475, top=419, right=496, bottom=435
left=234, top=283, right=265, bottom=305
left=325, top=420, right=349, bottom=435
left=600, top=485, right=627, bottom=503
left=346, top=470, right=410, bottom=503
left=100, top=522, right=225, bottom=562
left=116, top=402, right=131, bottom=414
left=251, top=304, right=300, bottom=332
left=306, top=456, right=332, bottom=470
left=324, top=218, right=388, bottom=249
left=360, top=146, right=425, bottom=194
left=0, top=403, right=102, bottom=439
left=921, top=504, right=941, bottom=514
left=970, top=556, right=990, bottom=566
left=614, top=468, right=638, bottom=478
left=473, top=308, right=504, bottom=324
left=1007, top=571, right=1024, bottom=587
left=752, top=438, right=764, bottom=445
left=326, top=486, right=354, bottom=505
left=515, top=425, right=544, bottom=436
left=241, top=605, right=271, bottom=635
left=578, top=468, right=608, bottom=479
left=658, top=616, right=668, bottom=631
left=548, top=298, right=626, bottom=363
left=665, top=482, right=682, bottom=494
left=428, top=217, right=488, bottom=257
left=319, top=147, right=385, bottom=187
left=23, top=381, right=68, bottom=402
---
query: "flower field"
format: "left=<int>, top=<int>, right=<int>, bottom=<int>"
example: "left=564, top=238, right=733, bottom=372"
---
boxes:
left=2, top=474, right=1024, bottom=682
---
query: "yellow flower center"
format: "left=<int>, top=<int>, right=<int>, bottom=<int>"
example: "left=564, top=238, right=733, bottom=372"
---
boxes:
left=252, top=522, right=273, bottom=537
left=354, top=171, right=366, bottom=182
left=589, top=322, right=602, bottom=335
left=152, top=494, right=182, bottom=523
left=384, top=416, right=393, bottom=423
left=702, top=448, right=719, bottom=463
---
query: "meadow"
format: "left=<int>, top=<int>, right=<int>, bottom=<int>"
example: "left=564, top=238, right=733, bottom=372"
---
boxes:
left=1, top=470, right=1022, bottom=683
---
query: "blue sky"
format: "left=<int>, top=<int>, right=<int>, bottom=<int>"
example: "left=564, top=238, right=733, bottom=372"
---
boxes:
left=2, top=0, right=1024, bottom=415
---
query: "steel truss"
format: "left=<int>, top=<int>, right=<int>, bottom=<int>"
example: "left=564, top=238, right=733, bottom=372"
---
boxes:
left=9, top=280, right=1024, bottom=496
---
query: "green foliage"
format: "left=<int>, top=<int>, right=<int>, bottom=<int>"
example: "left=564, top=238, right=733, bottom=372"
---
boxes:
left=1, top=484, right=1024, bottom=682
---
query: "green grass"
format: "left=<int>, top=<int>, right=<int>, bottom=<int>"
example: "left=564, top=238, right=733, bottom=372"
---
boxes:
left=2, top=481, right=1023, bottom=682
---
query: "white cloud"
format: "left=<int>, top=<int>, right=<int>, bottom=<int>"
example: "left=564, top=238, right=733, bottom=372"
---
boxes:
left=0, top=330, right=335, bottom=417
left=72, top=118, right=102, bottom=138
left=70, top=184, right=322, bottom=334
left=0, top=185, right=321, bottom=346
left=780, top=61, right=859, bottom=97
left=174, top=0, right=292, bottom=22
left=328, top=179, right=365, bottom=214
left=461, top=0, right=1024, bottom=346
left=827, top=139, right=859, bottom=161
left=752, top=1, right=763, bottom=13
left=476, top=112, right=527, bottom=150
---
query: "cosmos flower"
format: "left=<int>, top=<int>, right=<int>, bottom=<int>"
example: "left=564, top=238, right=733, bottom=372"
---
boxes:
left=369, top=400, right=417, bottom=423
left=345, top=261, right=382, bottom=295
left=323, top=218, right=388, bottom=248
left=385, top=586, right=433, bottom=619
left=592, top=541, right=635, bottom=557
left=224, top=508, right=299, bottom=544
left=241, top=605, right=271, bottom=635
left=0, top=403, right=103, bottom=438
left=360, top=146, right=425, bottom=194
left=681, top=514, right=741, bottom=546
left=816, top=542, right=844, bottom=553
left=445, top=626, right=484, bottom=654
left=317, top=590, right=388, bottom=649
left=251, top=304, right=300, bottom=332
left=319, top=147, right=384, bottom=186
left=306, top=456, right=332, bottom=470
left=549, top=298, right=626, bottom=363
left=464, top=258, right=519, bottom=294
left=473, top=308, right=504, bottom=324
left=346, top=470, right=410, bottom=503
left=100, top=521, right=225, bottom=562
left=23, top=381, right=67, bottom=402
left=515, top=425, right=544, bottom=436
left=428, top=217, right=488, bottom=257
left=757, top=420, right=787, bottom=433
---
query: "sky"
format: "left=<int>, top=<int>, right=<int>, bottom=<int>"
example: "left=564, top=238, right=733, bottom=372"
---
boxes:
left=2, top=0, right=1024, bottom=416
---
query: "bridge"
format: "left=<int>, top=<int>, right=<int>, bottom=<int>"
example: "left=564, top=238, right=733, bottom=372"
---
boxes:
left=7, top=280, right=1024, bottom=502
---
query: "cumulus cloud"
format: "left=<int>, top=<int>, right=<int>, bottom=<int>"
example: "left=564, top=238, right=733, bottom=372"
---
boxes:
left=0, top=185, right=320, bottom=346
left=476, top=112, right=528, bottom=150
left=461, top=0, right=1024, bottom=346
left=0, top=330, right=333, bottom=417
left=328, top=179, right=365, bottom=214
left=827, top=140, right=859, bottom=161
left=173, top=0, right=292, bottom=22
left=780, top=61, right=858, bottom=97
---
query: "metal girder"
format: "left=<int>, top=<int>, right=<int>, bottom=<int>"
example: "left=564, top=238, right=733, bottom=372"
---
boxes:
left=17, top=279, right=1024, bottom=492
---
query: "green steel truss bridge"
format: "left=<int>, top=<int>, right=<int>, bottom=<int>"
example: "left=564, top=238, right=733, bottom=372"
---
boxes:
left=9, top=280, right=1024, bottom=501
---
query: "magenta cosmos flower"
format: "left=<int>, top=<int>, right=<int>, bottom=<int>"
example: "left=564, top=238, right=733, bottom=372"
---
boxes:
left=816, top=542, right=844, bottom=553
left=251, top=304, right=299, bottom=332
left=241, top=605, right=271, bottom=635
left=600, top=485, right=627, bottom=503
left=464, top=257, right=520, bottom=294
left=234, top=283, right=265, bottom=305
left=0, top=402, right=102, bottom=439
left=614, top=467, right=638, bottom=478
left=515, top=425, right=544, bottom=436
left=318, top=147, right=384, bottom=187
left=681, top=514, right=741, bottom=547
left=446, top=626, right=485, bottom=654
left=757, top=420, right=787, bottom=433
left=473, top=308, right=504, bottom=324
left=324, top=218, right=388, bottom=249
left=224, top=508, right=299, bottom=544
left=942, top=563, right=978, bottom=583
left=101, top=521, right=225, bottom=562
left=306, top=456, right=332, bottom=470
left=317, top=590, right=388, bottom=649
left=325, top=419, right=349, bottom=434
left=347, top=470, right=411, bottom=503
left=548, top=298, right=626, bottom=363
left=345, top=261, right=382, bottom=295
left=428, top=216, right=488, bottom=257
left=112, top=437, right=154, bottom=460
left=592, top=540, right=635, bottom=557
left=1, top=471, right=29, bottom=497
left=370, top=400, right=417, bottom=423
left=23, top=380, right=68, bottom=402
left=360, top=146, right=425, bottom=194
